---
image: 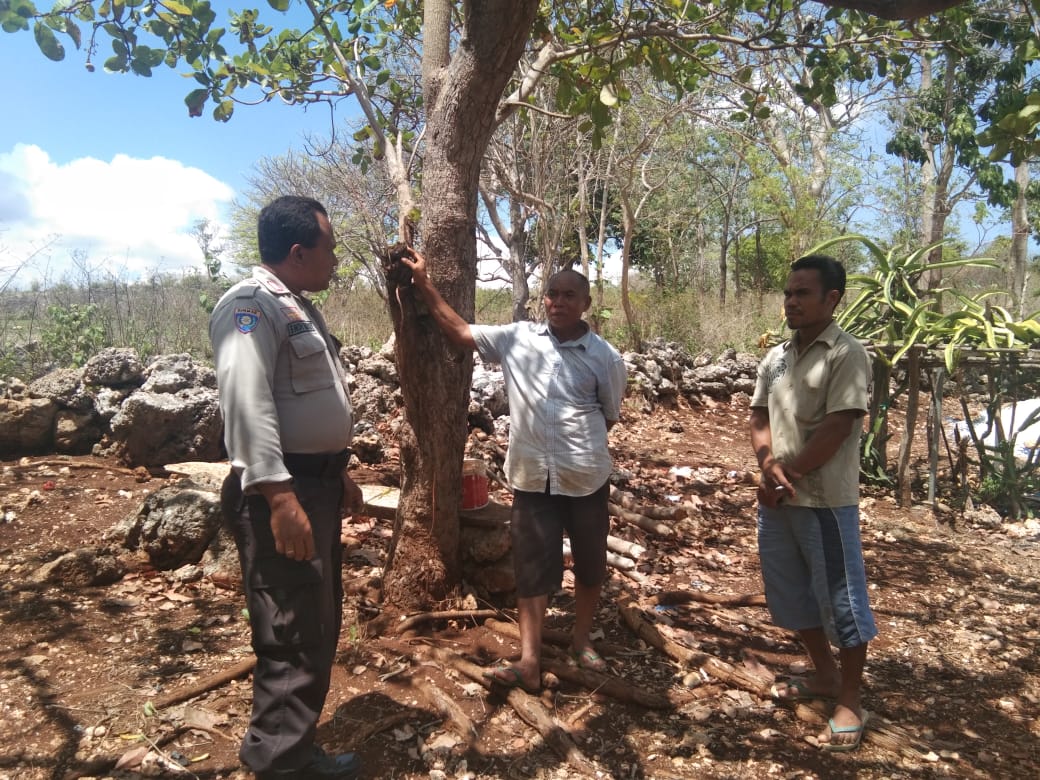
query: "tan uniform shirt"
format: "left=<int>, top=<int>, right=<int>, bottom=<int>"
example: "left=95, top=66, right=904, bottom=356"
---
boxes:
left=210, top=266, right=353, bottom=491
left=751, top=320, right=869, bottom=507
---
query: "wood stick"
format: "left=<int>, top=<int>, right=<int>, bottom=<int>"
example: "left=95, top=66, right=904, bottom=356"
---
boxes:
left=609, top=485, right=687, bottom=520
left=394, top=608, right=501, bottom=635
left=607, top=535, right=646, bottom=559
left=344, top=711, right=416, bottom=749
left=483, top=618, right=631, bottom=659
left=650, top=590, right=767, bottom=608
left=617, top=592, right=771, bottom=697
left=151, top=656, right=256, bottom=710
left=413, top=677, right=477, bottom=742
left=540, top=658, right=674, bottom=709
left=13, top=458, right=141, bottom=476
left=608, top=502, right=674, bottom=536
left=562, top=539, right=635, bottom=571
left=429, top=647, right=598, bottom=774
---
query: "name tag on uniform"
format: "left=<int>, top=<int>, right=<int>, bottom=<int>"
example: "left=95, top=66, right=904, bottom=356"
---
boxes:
left=234, top=307, right=261, bottom=334
left=287, top=321, right=317, bottom=336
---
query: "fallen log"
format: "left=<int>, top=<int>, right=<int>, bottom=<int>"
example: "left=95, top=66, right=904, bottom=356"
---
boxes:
left=608, top=502, right=674, bottom=536
left=650, top=590, right=767, bottom=608
left=151, top=656, right=257, bottom=710
left=429, top=647, right=598, bottom=774
left=609, top=486, right=687, bottom=520
left=563, top=538, right=636, bottom=571
left=607, top=534, right=647, bottom=559
left=617, top=592, right=772, bottom=697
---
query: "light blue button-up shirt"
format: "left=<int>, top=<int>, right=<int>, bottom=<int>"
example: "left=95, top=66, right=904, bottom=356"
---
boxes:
left=472, top=321, right=626, bottom=497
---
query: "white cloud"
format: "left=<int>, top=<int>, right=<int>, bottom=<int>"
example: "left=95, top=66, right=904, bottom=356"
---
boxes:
left=0, top=144, right=233, bottom=287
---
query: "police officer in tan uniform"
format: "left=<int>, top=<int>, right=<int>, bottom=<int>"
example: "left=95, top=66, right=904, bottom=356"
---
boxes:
left=210, top=196, right=363, bottom=779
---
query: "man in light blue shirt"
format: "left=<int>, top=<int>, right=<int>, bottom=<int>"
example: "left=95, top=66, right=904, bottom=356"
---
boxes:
left=402, top=249, right=626, bottom=693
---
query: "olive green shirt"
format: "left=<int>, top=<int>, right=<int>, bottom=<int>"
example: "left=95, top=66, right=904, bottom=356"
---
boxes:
left=751, top=321, right=870, bottom=507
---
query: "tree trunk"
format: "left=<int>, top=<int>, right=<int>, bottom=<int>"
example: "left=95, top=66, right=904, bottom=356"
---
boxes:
left=383, top=0, right=540, bottom=610
left=619, top=192, right=641, bottom=351
left=1009, top=158, right=1029, bottom=319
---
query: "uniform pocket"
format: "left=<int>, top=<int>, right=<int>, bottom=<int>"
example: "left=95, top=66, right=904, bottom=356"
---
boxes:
left=247, top=556, right=324, bottom=651
left=289, top=329, right=335, bottom=394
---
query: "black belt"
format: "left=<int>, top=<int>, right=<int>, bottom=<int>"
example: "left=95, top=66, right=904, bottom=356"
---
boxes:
left=283, top=449, right=351, bottom=479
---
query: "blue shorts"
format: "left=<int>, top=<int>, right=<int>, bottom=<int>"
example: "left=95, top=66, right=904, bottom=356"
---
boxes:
left=757, top=504, right=877, bottom=648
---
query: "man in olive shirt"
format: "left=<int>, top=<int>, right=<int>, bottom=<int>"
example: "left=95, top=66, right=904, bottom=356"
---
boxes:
left=750, top=254, right=877, bottom=752
left=210, top=196, right=363, bottom=779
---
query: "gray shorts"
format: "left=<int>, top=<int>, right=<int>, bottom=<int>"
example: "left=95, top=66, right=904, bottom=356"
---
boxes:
left=757, top=504, right=877, bottom=648
left=510, top=481, right=610, bottom=598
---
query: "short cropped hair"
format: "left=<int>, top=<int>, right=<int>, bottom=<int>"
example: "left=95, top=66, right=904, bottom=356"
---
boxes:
left=257, top=195, right=328, bottom=265
left=546, top=268, right=591, bottom=297
left=791, top=254, right=846, bottom=299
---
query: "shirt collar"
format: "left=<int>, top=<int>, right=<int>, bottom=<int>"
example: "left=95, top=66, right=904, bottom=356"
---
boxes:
left=252, top=265, right=292, bottom=295
left=783, top=320, right=841, bottom=353
left=534, top=320, right=591, bottom=349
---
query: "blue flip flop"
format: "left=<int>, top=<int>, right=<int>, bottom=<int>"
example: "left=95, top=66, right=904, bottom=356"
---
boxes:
left=821, top=709, right=870, bottom=753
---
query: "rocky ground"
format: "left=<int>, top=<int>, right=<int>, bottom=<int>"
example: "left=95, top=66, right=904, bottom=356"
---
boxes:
left=1, top=394, right=1039, bottom=780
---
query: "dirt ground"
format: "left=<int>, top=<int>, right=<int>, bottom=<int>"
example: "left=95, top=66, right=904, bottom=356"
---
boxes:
left=1, top=394, right=1039, bottom=780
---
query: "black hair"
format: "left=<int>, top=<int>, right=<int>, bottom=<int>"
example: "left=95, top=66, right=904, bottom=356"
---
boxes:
left=791, top=254, right=846, bottom=300
left=546, top=268, right=591, bottom=297
left=257, top=195, right=328, bottom=265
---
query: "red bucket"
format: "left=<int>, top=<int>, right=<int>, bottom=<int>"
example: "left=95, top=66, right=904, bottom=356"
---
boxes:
left=461, top=458, right=489, bottom=510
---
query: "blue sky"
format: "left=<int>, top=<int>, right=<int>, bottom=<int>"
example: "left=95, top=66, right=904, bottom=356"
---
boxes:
left=0, top=4, right=344, bottom=287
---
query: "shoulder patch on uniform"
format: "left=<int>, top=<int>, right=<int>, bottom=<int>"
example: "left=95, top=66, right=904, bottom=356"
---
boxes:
left=287, top=320, right=317, bottom=337
left=234, top=307, right=262, bottom=334
left=257, top=274, right=291, bottom=295
left=281, top=306, right=305, bottom=322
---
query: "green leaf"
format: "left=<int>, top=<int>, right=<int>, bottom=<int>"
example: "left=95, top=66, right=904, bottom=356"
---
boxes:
left=163, top=0, right=192, bottom=15
left=65, top=18, right=81, bottom=48
left=213, top=99, right=234, bottom=121
left=33, top=21, right=64, bottom=61
left=184, top=88, right=208, bottom=117
left=103, top=53, right=127, bottom=72
left=599, top=83, right=618, bottom=107
left=267, top=0, right=291, bottom=9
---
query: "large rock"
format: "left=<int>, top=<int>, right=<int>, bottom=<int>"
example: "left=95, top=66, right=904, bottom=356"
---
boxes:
left=29, top=367, right=94, bottom=411
left=141, top=353, right=216, bottom=394
left=83, top=347, right=144, bottom=387
left=0, top=397, right=57, bottom=456
left=29, top=548, right=125, bottom=587
left=54, top=409, right=103, bottom=454
left=107, top=485, right=224, bottom=570
left=109, top=387, right=222, bottom=467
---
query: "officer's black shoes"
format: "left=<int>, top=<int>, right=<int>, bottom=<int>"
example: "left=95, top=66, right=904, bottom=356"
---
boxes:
left=255, top=746, right=362, bottom=779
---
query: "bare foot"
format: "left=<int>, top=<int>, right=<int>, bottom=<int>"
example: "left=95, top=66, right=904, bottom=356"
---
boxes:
left=482, top=663, right=540, bottom=693
left=771, top=676, right=840, bottom=701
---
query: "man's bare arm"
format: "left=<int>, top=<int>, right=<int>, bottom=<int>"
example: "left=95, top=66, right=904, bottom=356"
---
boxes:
left=399, top=250, right=476, bottom=350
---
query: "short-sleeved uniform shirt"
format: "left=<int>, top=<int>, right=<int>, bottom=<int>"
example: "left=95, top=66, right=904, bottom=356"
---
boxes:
left=471, top=321, right=627, bottom=497
left=751, top=320, right=869, bottom=507
left=209, top=266, right=353, bottom=492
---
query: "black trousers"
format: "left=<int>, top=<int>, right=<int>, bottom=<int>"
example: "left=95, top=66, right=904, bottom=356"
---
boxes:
left=221, top=471, right=344, bottom=774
